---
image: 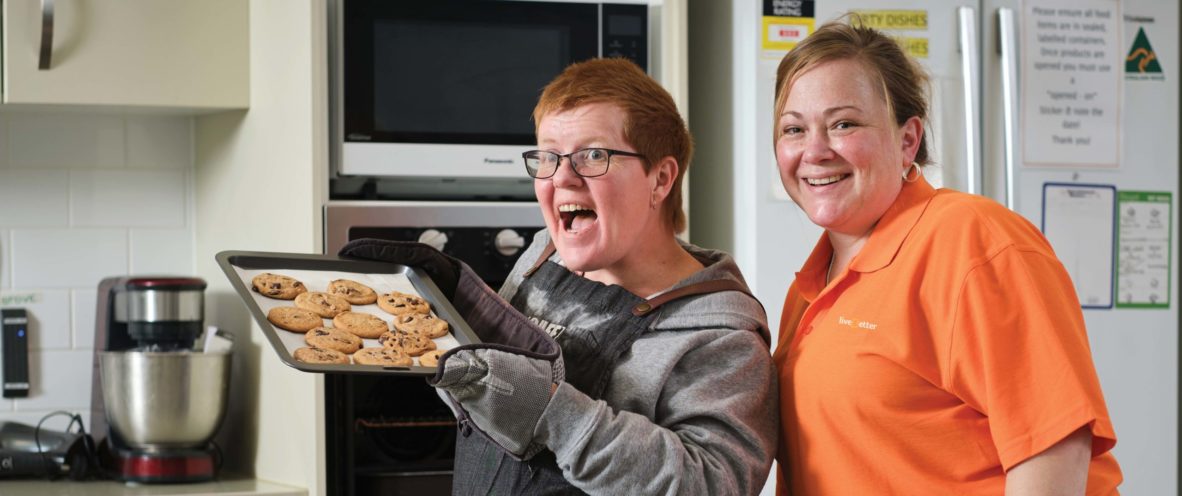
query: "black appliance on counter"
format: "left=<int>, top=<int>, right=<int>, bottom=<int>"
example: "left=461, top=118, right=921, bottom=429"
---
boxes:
left=0, top=420, right=94, bottom=480
left=324, top=202, right=544, bottom=495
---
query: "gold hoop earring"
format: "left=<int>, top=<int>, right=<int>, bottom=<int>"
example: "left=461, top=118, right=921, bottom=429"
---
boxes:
left=902, top=162, right=922, bottom=183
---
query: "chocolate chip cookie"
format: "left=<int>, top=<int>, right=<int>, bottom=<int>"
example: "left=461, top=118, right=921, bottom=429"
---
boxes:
left=293, top=346, right=349, bottom=364
left=332, top=311, right=388, bottom=339
left=378, top=330, right=437, bottom=357
left=391, top=312, right=450, bottom=339
left=304, top=326, right=363, bottom=354
left=418, top=349, right=444, bottom=368
left=327, top=279, right=378, bottom=305
left=295, top=291, right=352, bottom=318
left=267, top=306, right=322, bottom=333
left=376, top=291, right=431, bottom=316
left=251, top=272, right=307, bottom=300
left=352, top=347, right=413, bottom=367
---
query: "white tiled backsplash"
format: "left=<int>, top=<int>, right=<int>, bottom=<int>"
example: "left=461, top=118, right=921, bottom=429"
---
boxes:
left=0, top=111, right=195, bottom=429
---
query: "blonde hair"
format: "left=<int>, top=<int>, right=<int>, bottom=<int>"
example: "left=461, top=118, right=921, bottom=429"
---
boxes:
left=534, top=58, right=693, bottom=233
left=773, top=17, right=931, bottom=165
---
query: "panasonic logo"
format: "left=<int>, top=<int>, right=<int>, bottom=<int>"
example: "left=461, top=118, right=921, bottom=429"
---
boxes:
left=483, top=158, right=514, bottom=164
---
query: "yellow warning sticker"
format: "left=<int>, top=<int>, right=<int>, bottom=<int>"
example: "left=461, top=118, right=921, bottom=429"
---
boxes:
left=895, top=36, right=929, bottom=58
left=762, top=17, right=815, bottom=51
left=852, top=10, right=928, bottom=30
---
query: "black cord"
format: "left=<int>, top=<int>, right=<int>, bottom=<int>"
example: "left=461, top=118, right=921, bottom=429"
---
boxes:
left=210, top=440, right=224, bottom=473
left=34, top=410, right=95, bottom=480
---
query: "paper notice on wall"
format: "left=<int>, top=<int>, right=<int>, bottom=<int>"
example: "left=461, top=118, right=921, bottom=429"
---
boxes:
left=762, top=1, right=815, bottom=53
left=1117, top=191, right=1172, bottom=308
left=850, top=10, right=929, bottom=58
left=1023, top=1, right=1121, bottom=168
left=1042, top=183, right=1116, bottom=309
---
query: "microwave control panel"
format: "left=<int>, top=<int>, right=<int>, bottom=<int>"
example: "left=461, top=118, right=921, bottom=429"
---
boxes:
left=602, top=4, right=648, bottom=71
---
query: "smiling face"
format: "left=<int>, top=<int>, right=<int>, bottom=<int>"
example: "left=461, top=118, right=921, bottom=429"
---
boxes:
left=535, top=102, right=671, bottom=275
left=775, top=58, right=920, bottom=241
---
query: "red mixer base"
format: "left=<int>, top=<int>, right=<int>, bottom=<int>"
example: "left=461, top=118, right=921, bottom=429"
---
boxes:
left=101, top=440, right=218, bottom=483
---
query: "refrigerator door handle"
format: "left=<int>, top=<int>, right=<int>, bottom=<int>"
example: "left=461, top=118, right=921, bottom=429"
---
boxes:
left=957, top=6, right=982, bottom=195
left=998, top=7, right=1019, bottom=211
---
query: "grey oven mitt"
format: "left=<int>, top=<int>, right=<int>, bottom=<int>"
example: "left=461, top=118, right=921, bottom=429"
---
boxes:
left=338, top=238, right=564, bottom=459
left=432, top=347, right=563, bottom=459
left=338, top=239, right=461, bottom=299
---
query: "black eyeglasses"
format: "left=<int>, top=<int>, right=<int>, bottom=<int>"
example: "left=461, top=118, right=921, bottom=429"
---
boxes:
left=522, top=148, right=647, bottom=179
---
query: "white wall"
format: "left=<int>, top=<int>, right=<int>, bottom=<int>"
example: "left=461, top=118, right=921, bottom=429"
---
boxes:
left=0, top=111, right=195, bottom=429
left=195, top=0, right=327, bottom=492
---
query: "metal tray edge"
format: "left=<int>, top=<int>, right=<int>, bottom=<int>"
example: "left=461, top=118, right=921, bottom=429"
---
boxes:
left=214, top=249, right=479, bottom=376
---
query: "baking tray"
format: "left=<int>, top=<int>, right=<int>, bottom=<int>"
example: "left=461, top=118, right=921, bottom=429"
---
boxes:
left=216, top=250, right=479, bottom=375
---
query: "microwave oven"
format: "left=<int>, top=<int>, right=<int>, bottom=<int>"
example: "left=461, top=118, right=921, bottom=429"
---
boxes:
left=330, top=0, right=659, bottom=194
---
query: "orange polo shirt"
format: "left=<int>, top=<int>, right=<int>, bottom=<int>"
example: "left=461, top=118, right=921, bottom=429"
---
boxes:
left=774, top=177, right=1121, bottom=495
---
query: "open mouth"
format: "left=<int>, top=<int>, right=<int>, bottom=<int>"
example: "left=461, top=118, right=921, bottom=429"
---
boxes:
left=805, top=174, right=850, bottom=186
left=558, top=203, right=598, bottom=233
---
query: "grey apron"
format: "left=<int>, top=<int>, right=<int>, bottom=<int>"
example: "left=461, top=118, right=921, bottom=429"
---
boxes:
left=451, top=242, right=752, bottom=495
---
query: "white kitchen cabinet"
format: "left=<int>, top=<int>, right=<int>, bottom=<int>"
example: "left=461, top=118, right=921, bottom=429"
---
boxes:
left=2, top=0, right=248, bottom=110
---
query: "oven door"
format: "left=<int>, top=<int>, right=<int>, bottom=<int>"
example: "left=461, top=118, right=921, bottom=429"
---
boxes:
left=324, top=201, right=544, bottom=288
left=323, top=200, right=544, bottom=495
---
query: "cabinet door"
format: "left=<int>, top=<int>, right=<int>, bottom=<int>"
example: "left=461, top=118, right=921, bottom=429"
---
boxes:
left=2, top=0, right=248, bottom=110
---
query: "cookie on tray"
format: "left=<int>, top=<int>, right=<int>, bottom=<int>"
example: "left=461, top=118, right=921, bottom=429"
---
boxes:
left=327, top=279, right=378, bottom=305
left=332, top=311, right=388, bottom=339
left=353, top=347, right=413, bottom=367
left=378, top=330, right=437, bottom=357
left=295, top=291, right=352, bottom=318
left=377, top=291, right=431, bottom=316
left=392, top=312, right=450, bottom=339
left=304, top=326, right=363, bottom=354
left=418, top=349, right=445, bottom=368
left=293, top=346, right=349, bottom=364
left=251, top=273, right=307, bottom=300
left=267, top=306, right=322, bottom=333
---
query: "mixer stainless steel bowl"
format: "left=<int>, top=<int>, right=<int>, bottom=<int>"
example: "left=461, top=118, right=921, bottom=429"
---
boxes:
left=99, top=350, right=231, bottom=449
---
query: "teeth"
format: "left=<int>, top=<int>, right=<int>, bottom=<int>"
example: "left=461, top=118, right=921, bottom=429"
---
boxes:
left=806, top=175, right=847, bottom=186
left=558, top=203, right=594, bottom=213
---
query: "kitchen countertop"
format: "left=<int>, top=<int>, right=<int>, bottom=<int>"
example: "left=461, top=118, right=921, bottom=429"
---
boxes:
left=0, top=478, right=306, bottom=496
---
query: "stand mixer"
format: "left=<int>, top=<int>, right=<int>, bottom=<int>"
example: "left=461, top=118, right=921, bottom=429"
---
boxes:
left=90, top=276, right=231, bottom=483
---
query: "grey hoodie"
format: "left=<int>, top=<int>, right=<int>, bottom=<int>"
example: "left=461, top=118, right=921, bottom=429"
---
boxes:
left=498, top=230, right=779, bottom=495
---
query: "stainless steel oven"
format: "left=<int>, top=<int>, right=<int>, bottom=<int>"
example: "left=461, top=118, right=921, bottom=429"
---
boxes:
left=323, top=201, right=544, bottom=495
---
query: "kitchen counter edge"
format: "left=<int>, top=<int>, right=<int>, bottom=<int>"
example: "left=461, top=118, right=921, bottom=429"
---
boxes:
left=0, top=478, right=307, bottom=496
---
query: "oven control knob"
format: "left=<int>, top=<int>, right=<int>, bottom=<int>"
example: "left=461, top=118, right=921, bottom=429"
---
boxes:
left=418, top=229, right=449, bottom=251
left=494, top=229, right=526, bottom=256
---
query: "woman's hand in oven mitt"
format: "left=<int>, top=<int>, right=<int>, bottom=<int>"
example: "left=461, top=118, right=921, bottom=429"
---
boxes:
left=338, top=239, right=461, bottom=299
left=430, top=346, right=565, bottom=459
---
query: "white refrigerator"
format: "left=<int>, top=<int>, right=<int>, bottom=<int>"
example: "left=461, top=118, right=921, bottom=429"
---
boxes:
left=688, top=0, right=1177, bottom=493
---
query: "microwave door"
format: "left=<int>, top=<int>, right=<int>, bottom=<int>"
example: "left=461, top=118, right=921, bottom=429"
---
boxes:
left=340, top=1, right=604, bottom=179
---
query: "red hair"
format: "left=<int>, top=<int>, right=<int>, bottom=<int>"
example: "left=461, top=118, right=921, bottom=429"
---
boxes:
left=534, top=58, right=693, bottom=233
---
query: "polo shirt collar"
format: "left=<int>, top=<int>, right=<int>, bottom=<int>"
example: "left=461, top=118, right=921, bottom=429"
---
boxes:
left=791, top=175, right=938, bottom=302
left=793, top=233, right=834, bottom=302
left=849, top=175, right=938, bottom=273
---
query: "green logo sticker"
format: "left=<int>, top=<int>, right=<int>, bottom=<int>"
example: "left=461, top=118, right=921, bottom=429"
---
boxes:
left=1125, top=27, right=1162, bottom=74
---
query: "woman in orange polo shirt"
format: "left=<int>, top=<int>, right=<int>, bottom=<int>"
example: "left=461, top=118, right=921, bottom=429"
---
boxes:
left=771, top=19, right=1122, bottom=494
